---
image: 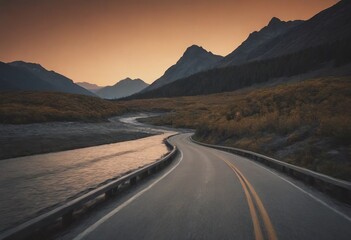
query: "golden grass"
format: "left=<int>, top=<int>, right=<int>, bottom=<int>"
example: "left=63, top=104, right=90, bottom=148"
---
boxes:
left=0, top=91, right=127, bottom=124
left=120, top=76, right=351, bottom=180
left=121, top=77, right=351, bottom=140
left=1, top=77, right=350, bottom=179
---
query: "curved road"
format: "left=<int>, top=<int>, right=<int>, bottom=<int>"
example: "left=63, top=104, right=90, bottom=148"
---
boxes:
left=68, top=133, right=351, bottom=240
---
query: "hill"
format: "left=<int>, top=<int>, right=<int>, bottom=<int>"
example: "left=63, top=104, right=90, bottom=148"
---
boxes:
left=218, top=17, right=303, bottom=67
left=121, top=77, right=351, bottom=180
left=130, top=1, right=351, bottom=99
left=233, top=0, right=351, bottom=63
left=96, top=78, right=148, bottom=99
left=0, top=91, right=126, bottom=124
left=128, top=37, right=351, bottom=99
left=0, top=62, right=57, bottom=92
left=219, top=0, right=351, bottom=66
left=144, top=45, right=223, bottom=92
left=2, top=61, right=96, bottom=96
left=76, top=82, right=103, bottom=92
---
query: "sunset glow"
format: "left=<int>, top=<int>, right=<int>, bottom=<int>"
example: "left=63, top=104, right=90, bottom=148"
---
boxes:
left=0, top=0, right=338, bottom=85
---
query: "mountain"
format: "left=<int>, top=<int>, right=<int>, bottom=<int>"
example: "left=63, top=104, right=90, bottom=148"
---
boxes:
left=255, top=0, right=351, bottom=61
left=221, top=0, right=351, bottom=66
left=128, top=35, right=351, bottom=99
left=0, top=62, right=58, bottom=91
left=144, top=45, right=223, bottom=91
left=76, top=82, right=103, bottom=92
left=96, top=78, right=148, bottom=99
left=218, top=17, right=303, bottom=67
left=0, top=61, right=96, bottom=96
left=129, top=0, right=351, bottom=100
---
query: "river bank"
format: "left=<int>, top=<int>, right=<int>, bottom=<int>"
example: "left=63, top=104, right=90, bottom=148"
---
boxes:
left=0, top=128, right=174, bottom=232
left=0, top=114, right=160, bottom=160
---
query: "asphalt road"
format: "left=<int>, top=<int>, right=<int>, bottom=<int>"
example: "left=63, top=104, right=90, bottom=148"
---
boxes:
left=68, top=133, right=351, bottom=240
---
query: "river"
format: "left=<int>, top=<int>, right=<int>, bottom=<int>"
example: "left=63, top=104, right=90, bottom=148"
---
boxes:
left=0, top=115, right=174, bottom=232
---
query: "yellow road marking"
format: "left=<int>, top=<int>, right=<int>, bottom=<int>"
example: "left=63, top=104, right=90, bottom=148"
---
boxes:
left=218, top=155, right=278, bottom=240
left=230, top=162, right=278, bottom=240
left=226, top=160, right=264, bottom=240
left=187, top=143, right=278, bottom=240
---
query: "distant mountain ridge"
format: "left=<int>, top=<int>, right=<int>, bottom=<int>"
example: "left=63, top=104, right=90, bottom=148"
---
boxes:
left=134, top=17, right=304, bottom=96
left=231, top=0, right=351, bottom=63
left=218, top=17, right=303, bottom=67
left=144, top=45, right=223, bottom=91
left=2, top=1, right=350, bottom=100
left=96, top=78, right=148, bottom=99
left=127, top=37, right=351, bottom=99
left=0, top=61, right=95, bottom=96
left=129, top=0, right=351, bottom=99
left=76, top=82, right=103, bottom=92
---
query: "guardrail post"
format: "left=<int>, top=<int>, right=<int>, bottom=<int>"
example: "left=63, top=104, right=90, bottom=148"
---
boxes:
left=288, top=168, right=294, bottom=177
left=307, top=176, right=315, bottom=186
left=62, top=210, right=74, bottom=226
left=140, top=171, right=149, bottom=179
left=334, top=187, right=348, bottom=203
left=130, top=177, right=137, bottom=185
left=346, top=191, right=351, bottom=205
left=105, top=186, right=118, bottom=198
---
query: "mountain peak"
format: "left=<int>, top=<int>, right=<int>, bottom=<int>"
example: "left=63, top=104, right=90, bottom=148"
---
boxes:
left=187, top=44, right=203, bottom=50
left=115, top=77, right=145, bottom=86
left=268, top=17, right=282, bottom=26
left=142, top=44, right=222, bottom=92
left=97, top=78, right=148, bottom=99
left=2, top=61, right=96, bottom=96
left=76, top=82, right=103, bottom=91
left=183, top=45, right=207, bottom=56
left=121, top=77, right=132, bottom=82
left=9, top=61, right=45, bottom=71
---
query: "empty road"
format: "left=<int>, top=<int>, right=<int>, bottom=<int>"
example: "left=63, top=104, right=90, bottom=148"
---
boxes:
left=65, top=133, right=351, bottom=240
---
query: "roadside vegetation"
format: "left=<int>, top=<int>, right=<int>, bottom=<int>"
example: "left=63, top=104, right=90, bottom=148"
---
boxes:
left=0, top=91, right=127, bottom=124
left=1, top=77, right=350, bottom=180
left=122, top=77, right=351, bottom=180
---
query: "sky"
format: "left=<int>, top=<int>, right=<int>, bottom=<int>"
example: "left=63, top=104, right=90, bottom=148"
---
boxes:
left=0, top=0, right=339, bottom=86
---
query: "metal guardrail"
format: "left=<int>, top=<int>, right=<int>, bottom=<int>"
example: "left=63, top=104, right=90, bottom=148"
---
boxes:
left=0, top=137, right=178, bottom=240
left=190, top=136, right=351, bottom=204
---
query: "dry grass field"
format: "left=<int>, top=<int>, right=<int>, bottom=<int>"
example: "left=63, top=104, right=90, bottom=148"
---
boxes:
left=0, top=91, right=127, bottom=124
left=121, top=77, right=351, bottom=180
left=1, top=77, right=350, bottom=179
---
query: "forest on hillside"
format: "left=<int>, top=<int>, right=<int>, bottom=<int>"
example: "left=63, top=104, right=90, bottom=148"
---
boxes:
left=130, top=37, right=351, bottom=99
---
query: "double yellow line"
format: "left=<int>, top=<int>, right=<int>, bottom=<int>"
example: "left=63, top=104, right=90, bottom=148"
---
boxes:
left=217, top=154, right=278, bottom=240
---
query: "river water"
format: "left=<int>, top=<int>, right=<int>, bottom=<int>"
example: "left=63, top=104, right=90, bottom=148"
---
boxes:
left=0, top=121, right=173, bottom=232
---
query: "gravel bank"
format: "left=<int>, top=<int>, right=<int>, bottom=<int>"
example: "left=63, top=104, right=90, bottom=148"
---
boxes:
left=0, top=115, right=159, bottom=160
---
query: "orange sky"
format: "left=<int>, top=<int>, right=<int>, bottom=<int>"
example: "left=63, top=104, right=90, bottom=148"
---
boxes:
left=0, top=0, right=339, bottom=85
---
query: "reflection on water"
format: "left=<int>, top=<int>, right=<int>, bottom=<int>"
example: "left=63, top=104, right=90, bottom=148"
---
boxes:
left=0, top=133, right=172, bottom=231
